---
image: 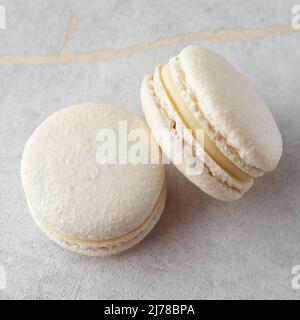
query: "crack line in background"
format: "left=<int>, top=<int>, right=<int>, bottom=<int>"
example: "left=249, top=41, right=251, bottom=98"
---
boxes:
left=61, top=3, right=77, bottom=52
left=0, top=1, right=297, bottom=65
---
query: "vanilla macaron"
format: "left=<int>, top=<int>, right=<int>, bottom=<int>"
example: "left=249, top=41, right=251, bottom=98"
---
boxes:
left=21, top=103, right=166, bottom=256
left=141, top=46, right=282, bottom=201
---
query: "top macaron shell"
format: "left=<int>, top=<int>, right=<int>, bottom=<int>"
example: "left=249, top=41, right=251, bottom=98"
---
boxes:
left=174, top=46, right=282, bottom=176
left=21, top=103, right=165, bottom=242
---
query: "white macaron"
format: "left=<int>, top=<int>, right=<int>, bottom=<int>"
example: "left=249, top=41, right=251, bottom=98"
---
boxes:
left=140, top=46, right=282, bottom=201
left=21, top=103, right=166, bottom=256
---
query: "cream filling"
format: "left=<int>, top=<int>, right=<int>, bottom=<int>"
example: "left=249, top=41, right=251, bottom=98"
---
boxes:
left=161, top=64, right=250, bottom=182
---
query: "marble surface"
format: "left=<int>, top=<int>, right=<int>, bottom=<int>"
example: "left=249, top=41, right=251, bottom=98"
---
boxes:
left=0, top=0, right=300, bottom=300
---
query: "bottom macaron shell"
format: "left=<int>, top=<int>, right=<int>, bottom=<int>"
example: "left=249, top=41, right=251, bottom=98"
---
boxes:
left=29, top=179, right=167, bottom=256
left=141, top=76, right=253, bottom=201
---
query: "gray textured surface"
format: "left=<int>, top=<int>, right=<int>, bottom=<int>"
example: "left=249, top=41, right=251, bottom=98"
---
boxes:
left=0, top=0, right=300, bottom=300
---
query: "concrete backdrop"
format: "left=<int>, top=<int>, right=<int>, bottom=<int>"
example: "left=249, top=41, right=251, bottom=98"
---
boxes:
left=0, top=0, right=299, bottom=299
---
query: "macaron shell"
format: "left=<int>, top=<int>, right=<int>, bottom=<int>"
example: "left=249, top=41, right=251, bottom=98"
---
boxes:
left=141, top=76, right=253, bottom=201
left=29, top=179, right=167, bottom=256
left=177, top=46, right=282, bottom=174
left=21, top=103, right=165, bottom=245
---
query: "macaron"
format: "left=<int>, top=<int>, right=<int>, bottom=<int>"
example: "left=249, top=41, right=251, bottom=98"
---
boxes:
left=21, top=103, right=166, bottom=256
left=140, top=46, right=282, bottom=201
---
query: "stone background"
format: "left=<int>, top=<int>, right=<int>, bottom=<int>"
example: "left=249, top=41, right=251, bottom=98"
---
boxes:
left=0, top=0, right=300, bottom=299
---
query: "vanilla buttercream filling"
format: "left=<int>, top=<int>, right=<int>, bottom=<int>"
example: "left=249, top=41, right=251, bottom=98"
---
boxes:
left=161, top=64, right=250, bottom=182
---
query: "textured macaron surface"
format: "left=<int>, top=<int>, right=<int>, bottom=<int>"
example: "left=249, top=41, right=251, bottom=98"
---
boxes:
left=176, top=46, right=282, bottom=173
left=21, top=103, right=165, bottom=241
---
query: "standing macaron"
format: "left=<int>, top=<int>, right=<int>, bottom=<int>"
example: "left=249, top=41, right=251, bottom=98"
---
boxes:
left=21, top=103, right=166, bottom=256
left=140, top=46, right=282, bottom=201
